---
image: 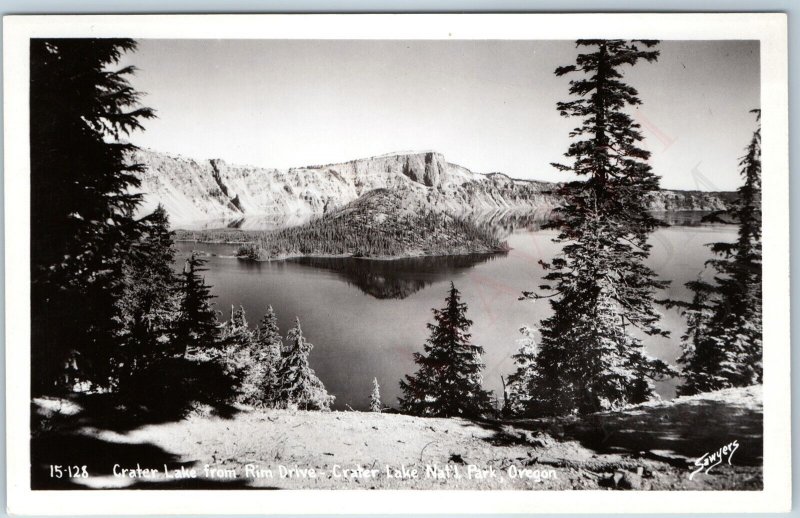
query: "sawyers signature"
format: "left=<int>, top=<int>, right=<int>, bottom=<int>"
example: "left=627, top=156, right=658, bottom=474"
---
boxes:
left=689, top=440, right=739, bottom=480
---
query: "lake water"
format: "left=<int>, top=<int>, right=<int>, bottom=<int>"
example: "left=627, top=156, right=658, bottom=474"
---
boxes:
left=174, top=214, right=736, bottom=411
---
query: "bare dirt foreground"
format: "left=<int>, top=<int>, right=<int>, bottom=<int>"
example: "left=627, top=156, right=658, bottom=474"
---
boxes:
left=32, top=386, right=762, bottom=490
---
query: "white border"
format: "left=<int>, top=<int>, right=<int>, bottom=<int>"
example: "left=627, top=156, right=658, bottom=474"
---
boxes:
left=3, top=13, right=790, bottom=515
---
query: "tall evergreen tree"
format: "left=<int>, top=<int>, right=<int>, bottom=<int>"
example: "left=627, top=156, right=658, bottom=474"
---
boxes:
left=399, top=282, right=493, bottom=418
left=221, top=304, right=257, bottom=386
left=274, top=318, right=334, bottom=410
left=676, top=110, right=762, bottom=393
left=221, top=305, right=254, bottom=354
left=665, top=278, right=718, bottom=395
left=524, top=40, right=675, bottom=415
left=223, top=305, right=249, bottom=337
left=117, top=205, right=181, bottom=386
left=370, top=377, right=382, bottom=413
left=175, top=253, right=220, bottom=358
left=30, top=39, right=155, bottom=393
left=247, top=305, right=284, bottom=405
left=126, top=251, right=237, bottom=414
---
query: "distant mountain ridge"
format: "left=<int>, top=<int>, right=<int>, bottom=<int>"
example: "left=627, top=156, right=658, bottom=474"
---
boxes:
left=130, top=148, right=733, bottom=227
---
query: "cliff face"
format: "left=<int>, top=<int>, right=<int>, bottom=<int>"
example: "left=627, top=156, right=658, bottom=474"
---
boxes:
left=649, top=189, right=735, bottom=212
left=130, top=149, right=731, bottom=226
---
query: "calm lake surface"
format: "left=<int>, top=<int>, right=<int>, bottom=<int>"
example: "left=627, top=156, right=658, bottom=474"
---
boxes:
left=175, top=213, right=736, bottom=410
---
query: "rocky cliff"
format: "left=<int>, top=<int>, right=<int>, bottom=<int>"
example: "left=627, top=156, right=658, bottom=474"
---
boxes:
left=130, top=149, right=732, bottom=227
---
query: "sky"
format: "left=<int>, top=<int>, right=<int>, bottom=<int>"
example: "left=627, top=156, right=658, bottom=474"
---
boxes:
left=121, top=39, right=760, bottom=191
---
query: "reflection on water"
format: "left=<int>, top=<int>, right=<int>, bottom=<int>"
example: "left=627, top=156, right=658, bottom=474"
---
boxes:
left=291, top=254, right=504, bottom=299
left=651, top=211, right=724, bottom=227
left=469, top=209, right=553, bottom=237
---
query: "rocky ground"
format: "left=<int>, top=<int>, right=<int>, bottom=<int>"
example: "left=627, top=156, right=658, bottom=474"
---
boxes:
left=31, top=386, right=762, bottom=490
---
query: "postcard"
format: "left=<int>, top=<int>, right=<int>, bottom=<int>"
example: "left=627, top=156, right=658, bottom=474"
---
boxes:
left=3, top=13, right=790, bottom=515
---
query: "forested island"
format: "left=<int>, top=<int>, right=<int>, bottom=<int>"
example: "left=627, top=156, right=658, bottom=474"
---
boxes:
left=178, top=188, right=509, bottom=261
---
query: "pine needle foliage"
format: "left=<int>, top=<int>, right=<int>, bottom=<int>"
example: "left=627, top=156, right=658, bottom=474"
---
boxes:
left=523, top=40, right=676, bottom=415
left=274, top=318, right=335, bottom=410
left=30, top=39, right=156, bottom=393
left=399, top=283, right=493, bottom=418
left=370, top=377, right=382, bottom=413
left=504, top=326, right=539, bottom=416
left=175, top=253, right=220, bottom=358
left=238, top=306, right=284, bottom=406
left=671, top=110, right=762, bottom=394
left=117, top=205, right=181, bottom=385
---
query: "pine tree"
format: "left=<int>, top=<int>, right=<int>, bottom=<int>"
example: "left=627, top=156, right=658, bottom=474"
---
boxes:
left=117, top=205, right=181, bottom=387
left=504, top=326, right=538, bottom=416
left=370, top=377, right=382, bottom=413
left=399, top=282, right=493, bottom=418
left=175, top=253, right=220, bottom=358
left=665, top=278, right=719, bottom=395
left=223, top=304, right=288, bottom=405
left=274, top=318, right=334, bottom=410
left=243, top=305, right=284, bottom=405
left=221, top=305, right=254, bottom=351
left=30, top=39, right=155, bottom=393
left=524, top=40, right=675, bottom=415
left=676, top=110, right=762, bottom=393
left=223, top=305, right=249, bottom=337
left=219, top=304, right=257, bottom=394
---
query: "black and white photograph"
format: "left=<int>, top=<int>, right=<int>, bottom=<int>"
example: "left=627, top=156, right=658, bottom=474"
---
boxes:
left=4, top=13, right=791, bottom=515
